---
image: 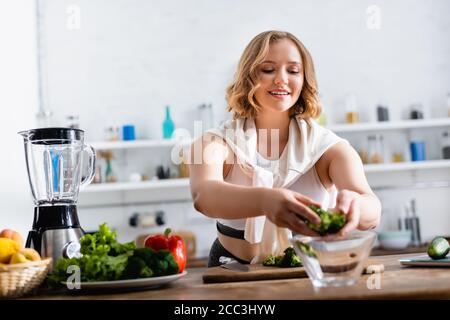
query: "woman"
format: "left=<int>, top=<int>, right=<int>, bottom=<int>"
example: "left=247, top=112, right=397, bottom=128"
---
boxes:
left=189, top=30, right=381, bottom=267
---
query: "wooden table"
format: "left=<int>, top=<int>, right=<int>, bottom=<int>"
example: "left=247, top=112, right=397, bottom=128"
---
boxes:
left=26, top=253, right=450, bottom=300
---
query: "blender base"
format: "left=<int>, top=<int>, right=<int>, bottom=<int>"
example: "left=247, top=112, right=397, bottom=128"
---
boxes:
left=27, top=205, right=85, bottom=267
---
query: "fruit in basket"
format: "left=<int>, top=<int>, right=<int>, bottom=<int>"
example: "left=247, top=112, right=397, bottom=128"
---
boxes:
left=0, top=238, right=20, bottom=263
left=0, top=229, right=24, bottom=248
left=9, top=252, right=29, bottom=264
left=19, top=248, right=41, bottom=262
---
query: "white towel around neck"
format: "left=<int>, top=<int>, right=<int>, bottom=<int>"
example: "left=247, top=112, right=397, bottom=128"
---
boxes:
left=206, top=116, right=345, bottom=263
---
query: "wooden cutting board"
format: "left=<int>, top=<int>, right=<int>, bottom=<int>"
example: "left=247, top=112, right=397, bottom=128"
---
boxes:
left=202, top=259, right=384, bottom=284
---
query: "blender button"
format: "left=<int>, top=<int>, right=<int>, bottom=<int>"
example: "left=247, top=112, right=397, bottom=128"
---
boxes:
left=63, top=241, right=81, bottom=258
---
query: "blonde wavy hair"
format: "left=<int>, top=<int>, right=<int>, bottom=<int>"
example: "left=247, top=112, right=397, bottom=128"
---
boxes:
left=226, top=30, right=322, bottom=119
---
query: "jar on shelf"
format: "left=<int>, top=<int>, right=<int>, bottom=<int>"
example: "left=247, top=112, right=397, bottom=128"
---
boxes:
left=345, top=93, right=359, bottom=124
left=66, top=115, right=80, bottom=129
left=391, top=152, right=404, bottom=163
left=367, top=134, right=384, bottom=164
left=178, top=149, right=190, bottom=178
left=410, top=140, right=426, bottom=161
left=409, top=103, right=424, bottom=120
left=358, top=149, right=369, bottom=164
left=104, top=126, right=120, bottom=141
left=442, top=130, right=450, bottom=160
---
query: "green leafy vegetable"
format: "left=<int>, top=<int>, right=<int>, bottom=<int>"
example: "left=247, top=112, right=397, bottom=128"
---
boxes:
left=262, top=247, right=302, bottom=268
left=306, top=205, right=346, bottom=236
left=47, top=223, right=180, bottom=288
left=121, top=248, right=178, bottom=279
left=47, top=223, right=135, bottom=287
left=278, top=247, right=302, bottom=267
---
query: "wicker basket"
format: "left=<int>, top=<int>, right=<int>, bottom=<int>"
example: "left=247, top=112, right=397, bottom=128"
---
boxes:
left=0, top=258, right=51, bottom=299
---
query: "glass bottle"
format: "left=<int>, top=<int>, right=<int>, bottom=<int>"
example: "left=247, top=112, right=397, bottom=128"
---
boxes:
left=66, top=115, right=80, bottom=129
left=345, top=93, right=359, bottom=124
left=442, top=130, right=450, bottom=160
left=368, top=134, right=384, bottom=164
left=410, top=103, right=424, bottom=120
left=163, top=105, right=175, bottom=139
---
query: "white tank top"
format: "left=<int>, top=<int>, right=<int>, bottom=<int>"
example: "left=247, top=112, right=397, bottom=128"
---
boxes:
left=208, top=117, right=347, bottom=261
left=218, top=150, right=337, bottom=230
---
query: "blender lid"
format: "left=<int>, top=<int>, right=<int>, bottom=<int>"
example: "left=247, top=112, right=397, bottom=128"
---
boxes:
left=21, top=127, right=84, bottom=142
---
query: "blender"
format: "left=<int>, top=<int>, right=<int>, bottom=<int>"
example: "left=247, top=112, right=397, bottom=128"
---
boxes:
left=19, top=128, right=96, bottom=265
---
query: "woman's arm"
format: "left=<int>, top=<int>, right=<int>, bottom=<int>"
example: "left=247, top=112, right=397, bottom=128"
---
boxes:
left=188, top=134, right=321, bottom=234
left=189, top=135, right=266, bottom=219
left=325, top=141, right=382, bottom=235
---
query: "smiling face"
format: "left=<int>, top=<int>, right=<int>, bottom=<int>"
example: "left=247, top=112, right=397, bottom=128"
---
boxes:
left=254, top=38, right=304, bottom=114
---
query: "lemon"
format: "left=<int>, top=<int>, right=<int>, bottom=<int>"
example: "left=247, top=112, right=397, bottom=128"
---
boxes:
left=9, top=252, right=29, bottom=264
left=0, top=238, right=20, bottom=263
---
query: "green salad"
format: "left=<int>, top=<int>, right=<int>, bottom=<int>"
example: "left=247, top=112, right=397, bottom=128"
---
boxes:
left=47, top=223, right=178, bottom=287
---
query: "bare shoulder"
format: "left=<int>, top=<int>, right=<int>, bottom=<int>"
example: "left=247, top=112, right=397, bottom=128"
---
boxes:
left=322, top=140, right=373, bottom=193
left=189, top=133, right=234, bottom=178
left=323, top=140, right=359, bottom=163
left=321, top=140, right=364, bottom=173
left=315, top=141, right=360, bottom=189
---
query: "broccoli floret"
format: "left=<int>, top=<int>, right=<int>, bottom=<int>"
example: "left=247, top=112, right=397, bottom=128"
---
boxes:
left=122, top=256, right=153, bottom=279
left=306, top=205, right=346, bottom=236
left=278, top=247, right=302, bottom=268
left=122, top=247, right=178, bottom=279
left=263, top=247, right=302, bottom=268
left=262, top=255, right=277, bottom=266
left=152, top=250, right=179, bottom=276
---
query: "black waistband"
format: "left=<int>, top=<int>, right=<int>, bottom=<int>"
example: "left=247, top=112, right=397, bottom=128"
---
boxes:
left=216, top=222, right=245, bottom=240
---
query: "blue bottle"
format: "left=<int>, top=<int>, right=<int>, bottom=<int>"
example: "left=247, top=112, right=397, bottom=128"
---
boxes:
left=163, top=105, right=175, bottom=139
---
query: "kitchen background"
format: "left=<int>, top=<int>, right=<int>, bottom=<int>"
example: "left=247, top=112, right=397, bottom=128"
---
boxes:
left=1, top=0, right=449, bottom=259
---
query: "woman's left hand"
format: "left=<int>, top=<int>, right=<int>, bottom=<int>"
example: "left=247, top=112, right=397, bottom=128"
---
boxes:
left=332, top=189, right=362, bottom=237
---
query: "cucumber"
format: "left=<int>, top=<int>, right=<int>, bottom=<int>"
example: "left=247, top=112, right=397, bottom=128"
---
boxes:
left=427, top=237, right=450, bottom=260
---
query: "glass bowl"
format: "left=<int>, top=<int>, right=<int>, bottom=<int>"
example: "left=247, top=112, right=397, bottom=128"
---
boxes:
left=290, top=231, right=376, bottom=288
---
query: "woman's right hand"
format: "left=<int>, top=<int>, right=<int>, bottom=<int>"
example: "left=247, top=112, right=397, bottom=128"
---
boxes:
left=261, top=188, right=322, bottom=236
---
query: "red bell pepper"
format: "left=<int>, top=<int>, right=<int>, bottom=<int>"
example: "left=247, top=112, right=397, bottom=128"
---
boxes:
left=144, top=228, right=187, bottom=273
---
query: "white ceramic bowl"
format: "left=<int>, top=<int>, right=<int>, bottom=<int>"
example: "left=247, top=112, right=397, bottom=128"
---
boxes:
left=377, top=230, right=411, bottom=250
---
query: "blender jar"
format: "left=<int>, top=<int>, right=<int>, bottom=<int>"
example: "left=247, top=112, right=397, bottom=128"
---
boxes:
left=19, top=128, right=96, bottom=205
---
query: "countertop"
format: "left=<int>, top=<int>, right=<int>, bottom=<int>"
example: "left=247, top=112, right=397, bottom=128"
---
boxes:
left=26, top=253, right=450, bottom=300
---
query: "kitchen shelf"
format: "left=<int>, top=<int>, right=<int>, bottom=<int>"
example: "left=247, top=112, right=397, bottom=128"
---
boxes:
left=80, top=160, right=449, bottom=194
left=364, top=159, right=450, bottom=173
left=81, top=178, right=190, bottom=193
left=327, top=118, right=450, bottom=133
left=89, top=138, right=191, bottom=151
left=88, top=118, right=450, bottom=150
